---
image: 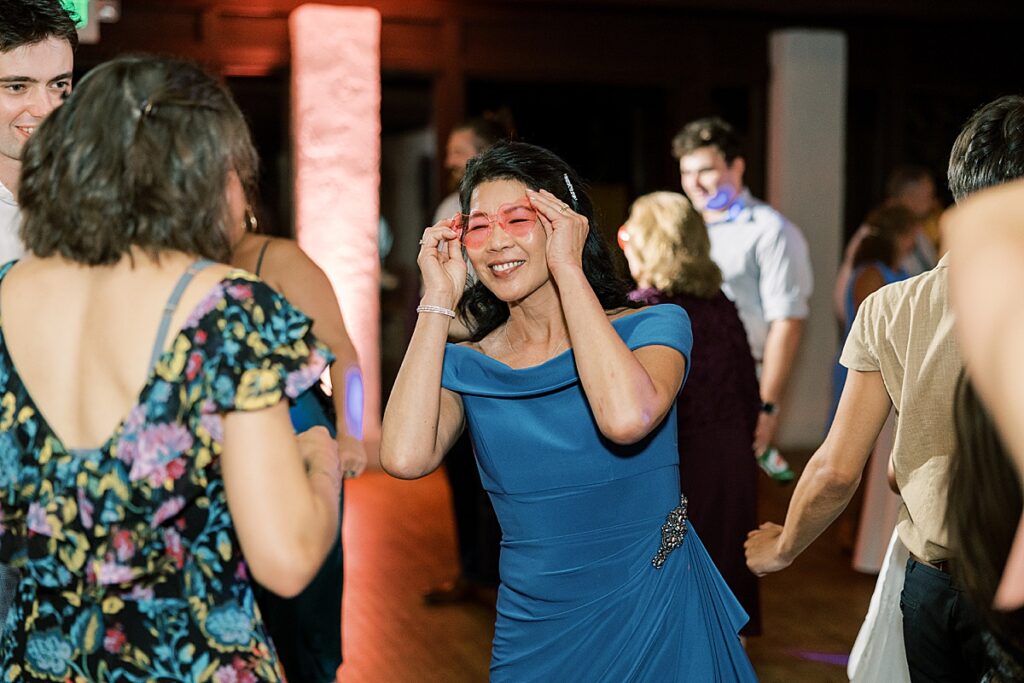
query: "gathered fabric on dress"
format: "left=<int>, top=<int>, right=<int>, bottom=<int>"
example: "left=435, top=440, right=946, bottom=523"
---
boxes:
left=441, top=304, right=756, bottom=682
left=0, top=264, right=332, bottom=682
left=630, top=288, right=762, bottom=636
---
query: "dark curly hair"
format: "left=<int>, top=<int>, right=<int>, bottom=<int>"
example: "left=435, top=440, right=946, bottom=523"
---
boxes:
left=18, top=55, right=258, bottom=265
left=0, top=0, right=79, bottom=53
left=457, top=141, right=631, bottom=340
left=948, top=95, right=1024, bottom=203
left=671, top=116, right=743, bottom=164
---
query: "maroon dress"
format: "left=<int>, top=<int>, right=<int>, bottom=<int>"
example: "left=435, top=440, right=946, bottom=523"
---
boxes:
left=630, top=288, right=762, bottom=635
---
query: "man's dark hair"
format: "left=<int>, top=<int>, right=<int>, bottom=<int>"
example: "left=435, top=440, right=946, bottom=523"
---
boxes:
left=885, top=164, right=933, bottom=199
left=456, top=110, right=515, bottom=153
left=671, top=116, right=743, bottom=163
left=0, top=0, right=80, bottom=53
left=457, top=141, right=631, bottom=340
left=948, top=95, right=1024, bottom=203
left=19, top=55, right=258, bottom=265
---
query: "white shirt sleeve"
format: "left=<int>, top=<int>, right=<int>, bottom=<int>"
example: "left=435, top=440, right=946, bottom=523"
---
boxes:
left=755, top=218, right=813, bottom=322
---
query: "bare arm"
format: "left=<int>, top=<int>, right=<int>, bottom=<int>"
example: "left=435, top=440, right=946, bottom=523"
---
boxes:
left=745, top=369, right=891, bottom=575
left=753, top=317, right=805, bottom=453
left=530, top=189, right=685, bottom=445
left=554, top=267, right=685, bottom=444
left=943, top=178, right=1024, bottom=609
left=264, top=242, right=366, bottom=475
left=380, top=218, right=468, bottom=478
left=222, top=404, right=341, bottom=597
left=944, top=180, right=1024, bottom=477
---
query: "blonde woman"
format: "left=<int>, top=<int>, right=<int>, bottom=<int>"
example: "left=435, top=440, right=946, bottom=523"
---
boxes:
left=620, top=191, right=762, bottom=636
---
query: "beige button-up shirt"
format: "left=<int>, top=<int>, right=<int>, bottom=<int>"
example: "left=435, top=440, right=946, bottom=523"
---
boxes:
left=840, top=255, right=960, bottom=563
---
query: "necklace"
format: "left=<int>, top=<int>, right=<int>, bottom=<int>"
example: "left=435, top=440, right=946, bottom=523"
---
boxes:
left=503, top=324, right=570, bottom=358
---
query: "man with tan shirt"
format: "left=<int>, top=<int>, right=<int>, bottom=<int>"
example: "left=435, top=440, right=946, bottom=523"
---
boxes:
left=746, top=95, right=1024, bottom=682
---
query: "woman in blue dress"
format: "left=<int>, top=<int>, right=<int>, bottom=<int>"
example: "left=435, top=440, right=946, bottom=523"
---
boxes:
left=381, top=141, right=756, bottom=681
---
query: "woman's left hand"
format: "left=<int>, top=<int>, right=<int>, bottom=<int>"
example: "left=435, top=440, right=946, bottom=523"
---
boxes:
left=527, top=188, right=588, bottom=278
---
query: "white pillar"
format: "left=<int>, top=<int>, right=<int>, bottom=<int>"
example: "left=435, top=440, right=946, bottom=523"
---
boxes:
left=767, top=29, right=846, bottom=449
left=291, top=5, right=382, bottom=457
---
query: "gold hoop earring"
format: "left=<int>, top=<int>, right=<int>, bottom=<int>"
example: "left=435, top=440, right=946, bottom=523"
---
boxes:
left=244, top=206, right=259, bottom=233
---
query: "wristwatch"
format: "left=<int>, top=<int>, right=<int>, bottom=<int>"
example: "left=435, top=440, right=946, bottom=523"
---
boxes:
left=760, top=401, right=778, bottom=416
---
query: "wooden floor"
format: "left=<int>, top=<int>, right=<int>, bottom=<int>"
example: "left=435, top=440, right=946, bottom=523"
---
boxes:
left=336, top=452, right=876, bottom=682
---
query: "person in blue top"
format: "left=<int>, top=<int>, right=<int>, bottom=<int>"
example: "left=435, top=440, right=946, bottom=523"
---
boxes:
left=829, top=204, right=921, bottom=428
left=381, top=141, right=756, bottom=681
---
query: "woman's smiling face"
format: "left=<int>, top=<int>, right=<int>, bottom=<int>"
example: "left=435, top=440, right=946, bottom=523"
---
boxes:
left=464, top=179, right=551, bottom=302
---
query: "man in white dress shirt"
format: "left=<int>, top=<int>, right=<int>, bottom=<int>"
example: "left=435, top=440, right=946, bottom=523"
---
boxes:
left=0, top=0, right=77, bottom=264
left=673, top=117, right=813, bottom=456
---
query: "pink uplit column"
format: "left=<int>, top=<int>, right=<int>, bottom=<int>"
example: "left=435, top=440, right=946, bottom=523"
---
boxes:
left=290, top=5, right=381, bottom=460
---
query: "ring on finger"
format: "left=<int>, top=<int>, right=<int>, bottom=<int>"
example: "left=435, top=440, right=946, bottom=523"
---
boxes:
left=344, top=469, right=358, bottom=479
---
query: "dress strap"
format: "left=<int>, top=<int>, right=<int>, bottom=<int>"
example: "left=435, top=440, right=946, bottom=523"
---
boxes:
left=254, top=239, right=272, bottom=277
left=148, top=259, right=214, bottom=373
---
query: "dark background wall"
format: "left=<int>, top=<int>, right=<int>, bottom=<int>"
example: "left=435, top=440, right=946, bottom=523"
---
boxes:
left=75, top=0, right=1024, bottom=246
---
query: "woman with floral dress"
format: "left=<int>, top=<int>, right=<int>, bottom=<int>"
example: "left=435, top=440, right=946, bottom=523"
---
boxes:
left=0, top=56, right=342, bottom=681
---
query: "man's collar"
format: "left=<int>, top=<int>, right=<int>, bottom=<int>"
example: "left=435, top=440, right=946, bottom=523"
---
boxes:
left=705, top=188, right=752, bottom=226
left=0, top=181, right=15, bottom=207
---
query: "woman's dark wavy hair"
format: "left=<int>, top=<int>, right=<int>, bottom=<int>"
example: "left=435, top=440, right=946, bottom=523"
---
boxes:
left=457, top=141, right=631, bottom=340
left=18, top=55, right=258, bottom=265
left=948, top=372, right=1024, bottom=659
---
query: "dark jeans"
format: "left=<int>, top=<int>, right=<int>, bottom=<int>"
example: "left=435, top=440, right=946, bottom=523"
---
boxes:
left=444, top=431, right=501, bottom=585
left=900, top=558, right=986, bottom=683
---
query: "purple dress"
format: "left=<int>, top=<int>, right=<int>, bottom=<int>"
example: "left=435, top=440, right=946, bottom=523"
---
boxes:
left=630, top=288, right=762, bottom=635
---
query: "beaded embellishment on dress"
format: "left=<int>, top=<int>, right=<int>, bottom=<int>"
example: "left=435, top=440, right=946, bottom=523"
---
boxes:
left=652, top=495, right=689, bottom=569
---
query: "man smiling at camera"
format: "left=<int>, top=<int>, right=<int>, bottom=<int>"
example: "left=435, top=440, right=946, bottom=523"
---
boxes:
left=0, top=0, right=78, bottom=264
left=0, top=0, right=78, bottom=628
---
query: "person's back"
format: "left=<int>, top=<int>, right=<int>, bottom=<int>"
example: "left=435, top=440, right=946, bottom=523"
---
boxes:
left=0, top=55, right=344, bottom=681
left=1, top=253, right=228, bottom=448
left=842, top=260, right=957, bottom=560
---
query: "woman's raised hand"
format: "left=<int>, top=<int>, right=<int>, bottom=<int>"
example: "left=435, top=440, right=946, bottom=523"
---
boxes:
left=527, top=189, right=589, bottom=279
left=417, top=215, right=467, bottom=308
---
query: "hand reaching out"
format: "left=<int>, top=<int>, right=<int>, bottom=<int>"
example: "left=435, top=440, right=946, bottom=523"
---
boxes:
left=744, top=522, right=791, bottom=576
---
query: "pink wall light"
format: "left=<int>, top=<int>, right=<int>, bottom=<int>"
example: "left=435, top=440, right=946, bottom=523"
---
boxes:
left=290, top=4, right=381, bottom=459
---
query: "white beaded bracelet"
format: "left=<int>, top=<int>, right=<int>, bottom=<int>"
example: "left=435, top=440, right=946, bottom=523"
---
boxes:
left=416, top=304, right=456, bottom=318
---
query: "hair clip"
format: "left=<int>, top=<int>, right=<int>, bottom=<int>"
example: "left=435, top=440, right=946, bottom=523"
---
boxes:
left=563, top=173, right=578, bottom=207
left=139, top=99, right=155, bottom=117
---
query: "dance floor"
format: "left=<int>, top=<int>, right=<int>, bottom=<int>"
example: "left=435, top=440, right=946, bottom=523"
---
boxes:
left=336, top=451, right=875, bottom=682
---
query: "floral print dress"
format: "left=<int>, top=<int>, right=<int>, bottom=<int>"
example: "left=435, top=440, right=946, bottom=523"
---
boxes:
left=0, top=264, right=332, bottom=682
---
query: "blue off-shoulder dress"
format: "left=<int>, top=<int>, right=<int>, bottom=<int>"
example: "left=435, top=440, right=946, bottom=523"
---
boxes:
left=441, top=305, right=757, bottom=682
